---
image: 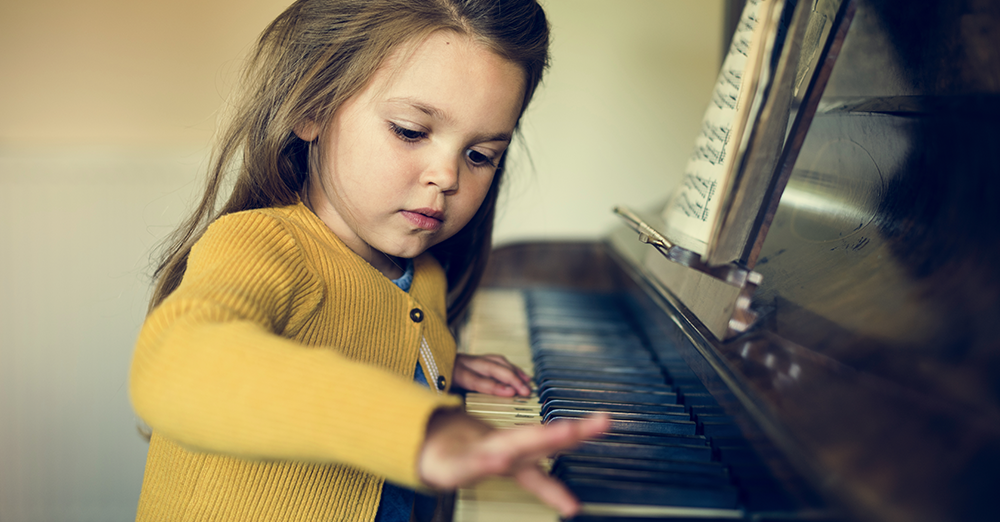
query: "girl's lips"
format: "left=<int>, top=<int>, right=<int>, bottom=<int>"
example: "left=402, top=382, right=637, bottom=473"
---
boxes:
left=401, top=209, right=444, bottom=231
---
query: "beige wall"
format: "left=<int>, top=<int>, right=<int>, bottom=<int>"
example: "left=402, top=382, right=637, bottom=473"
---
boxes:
left=0, top=0, right=285, bottom=147
left=498, top=0, right=722, bottom=244
left=0, top=1, right=722, bottom=519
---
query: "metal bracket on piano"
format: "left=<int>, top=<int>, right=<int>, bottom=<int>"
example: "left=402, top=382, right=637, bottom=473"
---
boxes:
left=613, top=206, right=762, bottom=338
left=613, top=206, right=760, bottom=287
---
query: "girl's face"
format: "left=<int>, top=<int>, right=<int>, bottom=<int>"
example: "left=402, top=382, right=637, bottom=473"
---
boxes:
left=299, top=31, right=526, bottom=278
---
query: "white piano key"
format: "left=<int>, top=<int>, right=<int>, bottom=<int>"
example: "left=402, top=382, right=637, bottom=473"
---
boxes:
left=456, top=290, right=550, bottom=520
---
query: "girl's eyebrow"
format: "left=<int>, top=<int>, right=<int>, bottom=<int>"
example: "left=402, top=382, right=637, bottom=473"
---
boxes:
left=385, top=97, right=513, bottom=144
left=473, top=130, right=513, bottom=144
left=387, top=97, right=445, bottom=119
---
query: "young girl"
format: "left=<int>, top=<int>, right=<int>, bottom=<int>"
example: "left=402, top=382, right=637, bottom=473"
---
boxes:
left=129, top=1, right=608, bottom=521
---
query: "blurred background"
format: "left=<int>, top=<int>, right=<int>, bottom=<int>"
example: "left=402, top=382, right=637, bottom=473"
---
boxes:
left=0, top=1, right=723, bottom=520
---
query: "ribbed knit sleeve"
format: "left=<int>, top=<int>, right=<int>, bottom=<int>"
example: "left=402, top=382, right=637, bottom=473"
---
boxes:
left=129, top=208, right=461, bottom=490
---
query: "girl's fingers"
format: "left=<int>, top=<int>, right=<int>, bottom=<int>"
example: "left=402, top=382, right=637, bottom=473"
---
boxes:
left=479, top=354, right=511, bottom=364
left=480, top=353, right=526, bottom=377
left=455, top=367, right=519, bottom=396
left=479, top=354, right=532, bottom=383
left=456, top=354, right=532, bottom=396
left=485, top=413, right=611, bottom=465
left=514, top=463, right=581, bottom=517
left=496, top=417, right=609, bottom=516
left=420, top=411, right=610, bottom=498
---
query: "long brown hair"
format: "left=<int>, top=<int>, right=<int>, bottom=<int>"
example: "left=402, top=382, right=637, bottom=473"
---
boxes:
left=149, top=0, right=549, bottom=323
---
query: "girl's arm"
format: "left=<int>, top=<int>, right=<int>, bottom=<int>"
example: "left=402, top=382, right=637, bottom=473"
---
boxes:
left=130, top=211, right=460, bottom=488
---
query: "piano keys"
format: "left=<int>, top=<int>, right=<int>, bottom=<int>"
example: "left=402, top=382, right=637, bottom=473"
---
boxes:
left=456, top=288, right=827, bottom=521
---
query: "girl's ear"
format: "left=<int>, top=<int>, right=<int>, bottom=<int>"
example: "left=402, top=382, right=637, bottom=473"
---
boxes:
left=293, top=120, right=320, bottom=142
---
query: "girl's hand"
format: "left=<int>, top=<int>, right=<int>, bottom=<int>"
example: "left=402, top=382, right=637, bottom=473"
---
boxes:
left=452, top=354, right=533, bottom=397
left=418, top=408, right=610, bottom=518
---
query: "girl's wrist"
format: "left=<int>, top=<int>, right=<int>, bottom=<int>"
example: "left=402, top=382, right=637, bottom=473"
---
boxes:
left=419, top=407, right=491, bottom=488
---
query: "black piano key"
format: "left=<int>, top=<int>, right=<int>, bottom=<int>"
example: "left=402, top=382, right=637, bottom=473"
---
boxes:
left=533, top=296, right=620, bottom=305
left=535, top=353, right=650, bottom=363
left=535, top=352, right=640, bottom=366
left=665, top=375, right=703, bottom=385
left=669, top=379, right=711, bottom=393
left=663, top=367, right=698, bottom=376
left=530, top=322, right=633, bottom=332
left=532, top=326, right=635, bottom=338
left=696, top=414, right=742, bottom=438
left=529, top=309, right=626, bottom=320
left=571, top=440, right=713, bottom=461
left=688, top=404, right=726, bottom=415
left=540, top=399, right=687, bottom=417
left=534, top=360, right=660, bottom=373
left=541, top=408, right=688, bottom=424
left=534, top=353, right=654, bottom=365
left=548, top=416, right=697, bottom=436
left=533, top=348, right=645, bottom=361
left=651, top=344, right=688, bottom=358
left=553, top=464, right=731, bottom=488
left=530, top=322, right=634, bottom=336
left=539, top=387, right=678, bottom=404
left=535, top=368, right=665, bottom=381
left=526, top=291, right=622, bottom=306
left=596, top=432, right=708, bottom=447
left=567, top=516, right=742, bottom=522
left=671, top=383, right=712, bottom=393
left=536, top=371, right=666, bottom=385
left=532, top=331, right=642, bottom=345
left=679, top=392, right=718, bottom=406
left=564, top=477, right=740, bottom=509
left=532, top=342, right=646, bottom=356
left=530, top=307, right=629, bottom=318
left=536, top=380, right=674, bottom=394
left=694, top=413, right=733, bottom=422
left=553, top=454, right=729, bottom=478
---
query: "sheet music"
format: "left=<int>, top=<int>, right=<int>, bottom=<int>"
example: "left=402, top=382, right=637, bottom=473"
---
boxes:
left=661, top=0, right=775, bottom=256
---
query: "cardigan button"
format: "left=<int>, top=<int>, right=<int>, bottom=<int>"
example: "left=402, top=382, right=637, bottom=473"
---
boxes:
left=409, top=308, right=424, bottom=323
left=436, top=375, right=447, bottom=391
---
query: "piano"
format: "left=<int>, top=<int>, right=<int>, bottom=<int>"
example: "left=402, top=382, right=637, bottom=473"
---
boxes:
left=451, top=1, right=1000, bottom=521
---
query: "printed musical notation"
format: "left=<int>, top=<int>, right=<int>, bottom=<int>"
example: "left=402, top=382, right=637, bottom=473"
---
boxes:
left=675, top=175, right=718, bottom=221
left=661, top=0, right=770, bottom=255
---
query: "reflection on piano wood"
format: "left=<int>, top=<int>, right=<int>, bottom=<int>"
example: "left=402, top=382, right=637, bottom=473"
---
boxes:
left=455, top=288, right=825, bottom=521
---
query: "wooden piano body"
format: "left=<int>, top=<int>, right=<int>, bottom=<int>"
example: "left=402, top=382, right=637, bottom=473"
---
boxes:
left=454, top=1, right=1000, bottom=521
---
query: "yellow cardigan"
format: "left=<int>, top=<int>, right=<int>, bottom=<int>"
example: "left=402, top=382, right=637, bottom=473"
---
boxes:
left=129, top=202, right=463, bottom=521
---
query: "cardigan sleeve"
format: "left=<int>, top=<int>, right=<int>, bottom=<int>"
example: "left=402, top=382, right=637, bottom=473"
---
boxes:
left=128, top=211, right=461, bottom=488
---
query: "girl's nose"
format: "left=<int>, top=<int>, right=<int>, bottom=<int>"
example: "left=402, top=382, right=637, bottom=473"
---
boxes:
left=421, top=154, right=460, bottom=193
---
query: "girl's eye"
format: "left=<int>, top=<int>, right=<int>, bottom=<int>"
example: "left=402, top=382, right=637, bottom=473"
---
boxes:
left=389, top=122, right=426, bottom=142
left=466, top=149, right=497, bottom=169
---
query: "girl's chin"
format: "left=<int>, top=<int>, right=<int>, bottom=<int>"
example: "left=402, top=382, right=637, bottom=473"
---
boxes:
left=376, top=240, right=435, bottom=261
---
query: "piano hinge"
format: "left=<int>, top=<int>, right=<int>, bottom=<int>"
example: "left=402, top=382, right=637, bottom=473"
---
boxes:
left=613, top=206, right=762, bottom=338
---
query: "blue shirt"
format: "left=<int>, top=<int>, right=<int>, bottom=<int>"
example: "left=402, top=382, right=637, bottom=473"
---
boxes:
left=375, top=259, right=436, bottom=522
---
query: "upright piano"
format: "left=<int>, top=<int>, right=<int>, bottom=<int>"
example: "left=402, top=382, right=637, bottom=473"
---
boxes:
left=453, top=1, right=1000, bottom=521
